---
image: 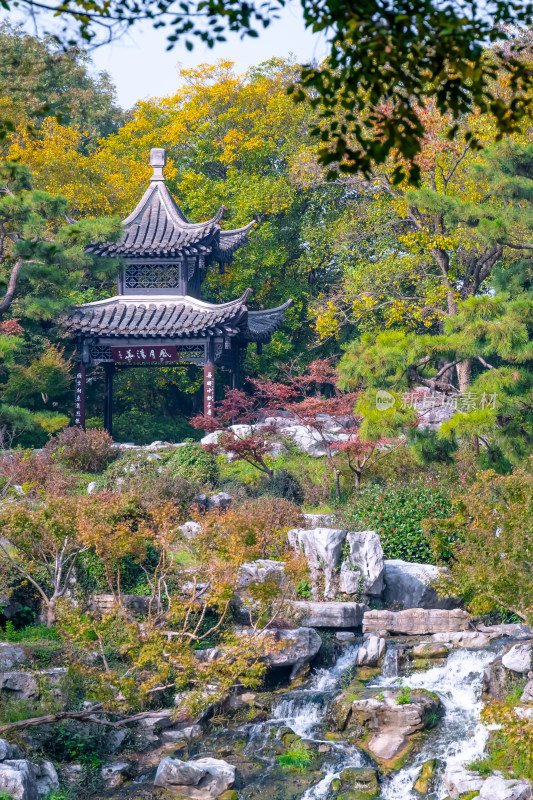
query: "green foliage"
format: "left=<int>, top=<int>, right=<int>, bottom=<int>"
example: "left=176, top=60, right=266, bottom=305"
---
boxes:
left=428, top=467, right=533, bottom=622
left=396, top=684, right=411, bottom=705
left=166, top=443, right=219, bottom=487
left=1, top=622, right=60, bottom=642
left=277, top=741, right=313, bottom=772
left=345, top=480, right=453, bottom=562
left=112, top=409, right=201, bottom=446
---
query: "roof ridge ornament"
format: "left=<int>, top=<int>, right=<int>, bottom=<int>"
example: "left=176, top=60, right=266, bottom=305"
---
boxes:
left=150, top=148, right=166, bottom=182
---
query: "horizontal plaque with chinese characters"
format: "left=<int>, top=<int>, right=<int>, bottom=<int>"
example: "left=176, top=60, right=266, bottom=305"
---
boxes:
left=111, top=346, right=182, bottom=364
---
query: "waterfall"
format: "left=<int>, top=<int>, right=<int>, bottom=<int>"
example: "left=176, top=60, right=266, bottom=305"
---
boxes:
left=374, top=647, right=498, bottom=800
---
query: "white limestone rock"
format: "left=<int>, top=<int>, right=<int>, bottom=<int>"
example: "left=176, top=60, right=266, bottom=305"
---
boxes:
left=0, top=643, right=27, bottom=671
left=236, top=560, right=285, bottom=591
left=340, top=531, right=384, bottom=597
left=502, top=643, right=533, bottom=674
left=444, top=766, right=485, bottom=798
left=207, top=492, right=233, bottom=511
left=479, top=775, right=532, bottom=800
left=260, top=626, right=322, bottom=677
left=356, top=635, right=386, bottom=666
left=0, top=760, right=38, bottom=800
left=291, top=601, right=366, bottom=629
left=288, top=527, right=347, bottom=599
left=383, top=559, right=457, bottom=609
left=431, top=631, right=491, bottom=648
left=154, top=756, right=235, bottom=799
left=363, top=608, right=470, bottom=635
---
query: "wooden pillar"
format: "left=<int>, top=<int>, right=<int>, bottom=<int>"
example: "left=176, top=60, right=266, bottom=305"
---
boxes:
left=103, top=363, right=115, bottom=437
left=204, top=339, right=215, bottom=417
left=74, top=364, right=86, bottom=429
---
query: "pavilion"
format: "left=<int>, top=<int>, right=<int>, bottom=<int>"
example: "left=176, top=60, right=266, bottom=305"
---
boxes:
left=63, top=148, right=292, bottom=435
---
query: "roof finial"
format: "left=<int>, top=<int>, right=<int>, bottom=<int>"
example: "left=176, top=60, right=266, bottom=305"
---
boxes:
left=150, top=148, right=166, bottom=182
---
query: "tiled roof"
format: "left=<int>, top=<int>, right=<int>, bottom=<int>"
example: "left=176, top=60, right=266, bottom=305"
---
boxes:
left=63, top=292, right=252, bottom=338
left=63, top=292, right=292, bottom=342
left=86, top=181, right=254, bottom=259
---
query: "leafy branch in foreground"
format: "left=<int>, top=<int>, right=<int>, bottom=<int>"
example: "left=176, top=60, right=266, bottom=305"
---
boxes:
left=5, top=1, right=533, bottom=183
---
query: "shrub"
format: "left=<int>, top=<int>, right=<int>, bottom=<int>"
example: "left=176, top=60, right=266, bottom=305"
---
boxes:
left=45, top=427, right=115, bottom=473
left=344, top=479, right=453, bottom=563
left=204, top=496, right=304, bottom=561
left=166, top=443, right=219, bottom=486
left=0, top=450, right=77, bottom=497
left=262, top=469, right=304, bottom=504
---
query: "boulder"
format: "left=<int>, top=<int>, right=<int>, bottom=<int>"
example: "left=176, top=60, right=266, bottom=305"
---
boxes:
left=178, top=521, right=203, bottom=540
left=154, top=756, right=235, bottom=799
left=88, top=594, right=150, bottom=615
left=344, top=689, right=441, bottom=763
left=207, top=493, right=233, bottom=511
left=101, top=762, right=131, bottom=790
left=87, top=480, right=97, bottom=494
left=261, top=626, right=322, bottom=678
left=291, top=600, right=366, bottom=629
left=338, top=767, right=379, bottom=796
left=356, top=635, right=386, bottom=666
left=288, top=527, right=347, bottom=599
left=522, top=681, right=533, bottom=702
left=339, top=531, right=384, bottom=597
left=363, top=608, right=470, bottom=635
left=336, top=631, right=356, bottom=643
left=0, top=760, right=38, bottom=800
left=412, top=643, right=450, bottom=659
left=0, top=740, right=21, bottom=760
left=383, top=560, right=457, bottom=609
left=0, top=671, right=38, bottom=700
left=0, top=643, right=27, bottom=671
left=201, top=431, right=223, bottom=446
left=161, top=724, right=202, bottom=744
left=34, top=761, right=59, bottom=796
left=236, top=560, right=285, bottom=591
left=303, top=513, right=337, bottom=527
left=478, top=776, right=532, bottom=800
left=431, top=631, right=490, bottom=648
left=477, top=623, right=533, bottom=640
left=444, top=766, right=485, bottom=798
left=502, top=643, right=533, bottom=674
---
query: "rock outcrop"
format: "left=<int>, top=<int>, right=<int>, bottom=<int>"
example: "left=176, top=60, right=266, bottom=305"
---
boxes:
left=0, top=742, right=58, bottom=800
left=356, top=635, right=386, bottom=666
left=154, top=756, right=236, bottom=799
left=0, top=643, right=27, bottom=671
left=260, top=626, right=322, bottom=678
left=502, top=643, right=533, bottom=674
left=339, top=531, right=384, bottom=596
left=288, top=527, right=347, bottom=599
left=363, top=608, right=470, bottom=635
left=383, top=559, right=457, bottom=609
left=291, top=601, right=366, bottom=629
left=329, top=687, right=441, bottom=764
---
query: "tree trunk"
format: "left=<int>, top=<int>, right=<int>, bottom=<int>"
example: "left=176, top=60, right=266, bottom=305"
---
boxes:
left=334, top=469, right=341, bottom=501
left=46, top=601, right=56, bottom=628
left=354, top=471, right=361, bottom=494
left=456, top=359, right=472, bottom=392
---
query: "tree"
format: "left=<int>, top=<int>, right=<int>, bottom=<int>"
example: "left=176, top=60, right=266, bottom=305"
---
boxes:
left=0, top=496, right=89, bottom=626
left=4, top=0, right=533, bottom=183
left=0, top=23, right=123, bottom=143
left=427, top=467, right=533, bottom=623
left=0, top=160, right=120, bottom=321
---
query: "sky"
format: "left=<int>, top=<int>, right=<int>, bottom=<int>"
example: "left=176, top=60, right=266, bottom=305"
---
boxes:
left=86, top=3, right=327, bottom=109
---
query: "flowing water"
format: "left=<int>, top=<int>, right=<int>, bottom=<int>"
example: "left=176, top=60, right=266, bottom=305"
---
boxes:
left=239, top=638, right=503, bottom=800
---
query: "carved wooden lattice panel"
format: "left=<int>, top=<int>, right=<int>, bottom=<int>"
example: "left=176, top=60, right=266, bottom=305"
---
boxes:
left=125, top=263, right=181, bottom=290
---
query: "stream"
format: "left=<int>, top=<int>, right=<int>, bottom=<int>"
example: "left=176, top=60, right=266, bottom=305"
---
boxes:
left=235, top=637, right=503, bottom=800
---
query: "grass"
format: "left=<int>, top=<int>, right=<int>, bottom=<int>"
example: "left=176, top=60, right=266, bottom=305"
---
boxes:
left=2, top=621, right=61, bottom=642
left=277, top=742, right=313, bottom=772
left=396, top=684, right=411, bottom=705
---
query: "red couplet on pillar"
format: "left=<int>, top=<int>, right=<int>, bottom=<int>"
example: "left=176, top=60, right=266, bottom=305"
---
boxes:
left=74, top=364, right=86, bottom=428
left=204, top=362, right=215, bottom=416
